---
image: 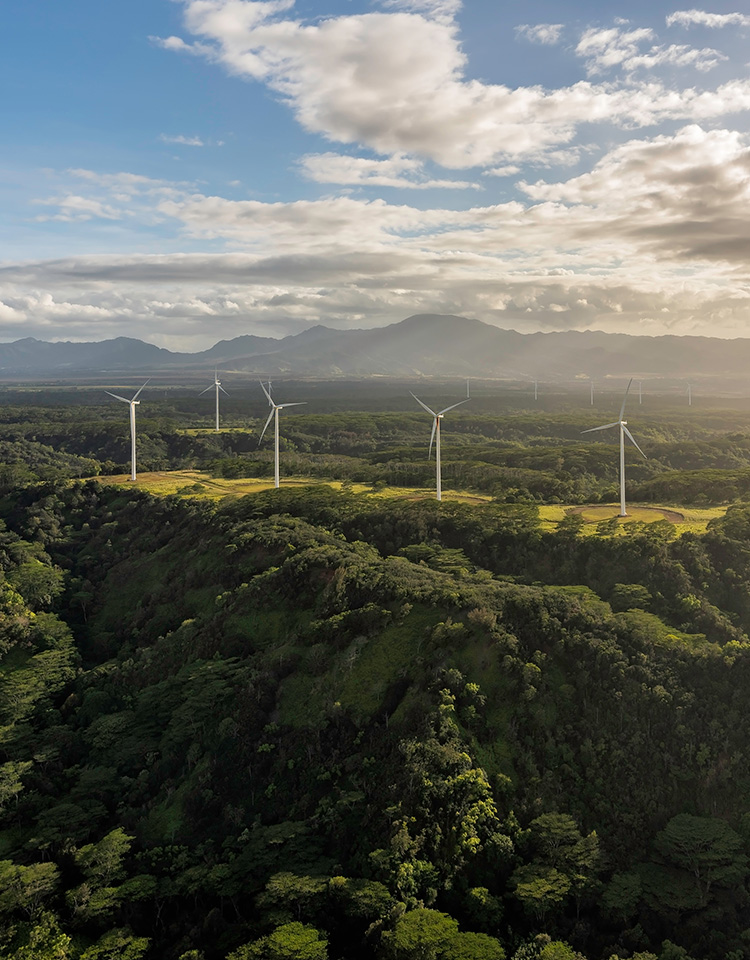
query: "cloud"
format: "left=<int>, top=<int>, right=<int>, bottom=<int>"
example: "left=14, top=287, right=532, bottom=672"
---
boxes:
left=155, top=0, right=750, bottom=170
left=7, top=119, right=750, bottom=347
left=519, top=124, right=750, bottom=263
left=29, top=169, right=196, bottom=225
left=298, top=152, right=479, bottom=189
left=666, top=9, right=750, bottom=28
left=575, top=25, right=723, bottom=75
left=483, top=165, right=521, bottom=177
left=32, top=195, right=125, bottom=222
left=379, top=0, right=461, bottom=25
left=2, top=252, right=749, bottom=348
left=159, top=134, right=206, bottom=146
left=515, top=24, right=563, bottom=45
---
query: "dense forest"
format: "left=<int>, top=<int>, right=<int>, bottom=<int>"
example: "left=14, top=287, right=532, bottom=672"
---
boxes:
left=3, top=384, right=750, bottom=958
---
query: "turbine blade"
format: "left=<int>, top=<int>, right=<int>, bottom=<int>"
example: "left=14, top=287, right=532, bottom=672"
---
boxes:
left=581, top=421, right=620, bottom=434
left=411, top=392, right=437, bottom=417
left=199, top=384, right=213, bottom=396
left=428, top=418, right=437, bottom=459
left=132, top=379, right=151, bottom=401
left=278, top=402, right=306, bottom=408
left=219, top=385, right=229, bottom=396
left=619, top=378, right=633, bottom=421
left=258, top=408, right=275, bottom=445
left=623, top=425, right=647, bottom=459
left=259, top=380, right=273, bottom=405
left=439, top=398, right=470, bottom=416
left=105, top=391, right=130, bottom=403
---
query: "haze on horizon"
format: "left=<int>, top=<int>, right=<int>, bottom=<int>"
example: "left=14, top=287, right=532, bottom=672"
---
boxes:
left=3, top=0, right=750, bottom=351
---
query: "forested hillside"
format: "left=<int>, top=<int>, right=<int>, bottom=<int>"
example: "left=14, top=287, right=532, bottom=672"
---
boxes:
left=2, top=479, right=750, bottom=959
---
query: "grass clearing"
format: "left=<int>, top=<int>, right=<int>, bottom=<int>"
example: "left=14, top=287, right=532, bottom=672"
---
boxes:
left=538, top=502, right=726, bottom=535
left=95, top=471, right=727, bottom=534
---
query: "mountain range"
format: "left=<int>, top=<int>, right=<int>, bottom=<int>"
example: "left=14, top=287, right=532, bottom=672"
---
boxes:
left=3, top=314, right=750, bottom=384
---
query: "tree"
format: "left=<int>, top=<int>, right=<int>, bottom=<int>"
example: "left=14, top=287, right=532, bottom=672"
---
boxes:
left=446, top=931, right=505, bottom=959
left=379, top=909, right=458, bottom=959
left=7, top=560, right=64, bottom=611
left=601, top=871, right=642, bottom=924
left=228, top=922, right=328, bottom=960
left=654, top=814, right=747, bottom=908
left=0, top=861, right=59, bottom=918
left=78, top=928, right=150, bottom=960
left=74, top=828, right=133, bottom=887
left=0, top=760, right=33, bottom=818
left=511, top=865, right=571, bottom=925
left=0, top=910, right=72, bottom=960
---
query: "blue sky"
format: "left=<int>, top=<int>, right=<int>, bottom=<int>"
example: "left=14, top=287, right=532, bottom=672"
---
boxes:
left=2, top=0, right=750, bottom=348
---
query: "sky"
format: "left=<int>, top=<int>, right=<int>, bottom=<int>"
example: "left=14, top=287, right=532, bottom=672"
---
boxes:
left=2, top=0, right=750, bottom=349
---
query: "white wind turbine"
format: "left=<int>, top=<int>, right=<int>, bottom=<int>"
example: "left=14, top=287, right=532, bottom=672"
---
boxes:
left=582, top=378, right=646, bottom=517
left=105, top=380, right=150, bottom=481
left=200, top=369, right=228, bottom=432
left=411, top=392, right=469, bottom=501
left=258, top=381, right=306, bottom=488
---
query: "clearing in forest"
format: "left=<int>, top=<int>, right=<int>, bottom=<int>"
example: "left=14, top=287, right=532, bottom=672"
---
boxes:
left=93, top=471, right=727, bottom=533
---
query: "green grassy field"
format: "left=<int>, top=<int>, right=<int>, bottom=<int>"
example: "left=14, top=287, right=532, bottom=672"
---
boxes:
left=94, top=470, right=727, bottom=534
left=537, top=502, right=726, bottom=534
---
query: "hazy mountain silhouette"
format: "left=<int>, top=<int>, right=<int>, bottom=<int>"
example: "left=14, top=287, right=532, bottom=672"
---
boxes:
left=4, top=315, right=750, bottom=383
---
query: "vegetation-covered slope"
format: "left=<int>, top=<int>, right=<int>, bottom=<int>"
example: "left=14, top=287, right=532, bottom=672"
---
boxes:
left=1, top=483, right=750, bottom=958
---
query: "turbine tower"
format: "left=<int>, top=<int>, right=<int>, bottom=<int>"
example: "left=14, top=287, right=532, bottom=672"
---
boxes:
left=411, top=392, right=469, bottom=501
left=105, top=380, right=150, bottom=481
left=258, top=381, right=305, bottom=488
left=686, top=382, right=692, bottom=407
left=590, top=379, right=595, bottom=405
left=582, top=378, right=645, bottom=517
left=200, top=369, right=228, bottom=432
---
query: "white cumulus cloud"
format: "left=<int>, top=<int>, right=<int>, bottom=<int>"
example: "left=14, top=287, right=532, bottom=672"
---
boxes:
left=298, top=153, right=478, bottom=189
left=666, top=9, right=750, bottom=28
left=515, top=24, right=564, bottom=45
left=155, top=1, right=750, bottom=169
left=575, top=25, right=722, bottom=75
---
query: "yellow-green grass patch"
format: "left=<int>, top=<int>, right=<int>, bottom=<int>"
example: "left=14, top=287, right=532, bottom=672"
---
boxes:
left=538, top=502, right=727, bottom=535
left=93, top=472, right=729, bottom=534
left=94, top=471, right=493, bottom=504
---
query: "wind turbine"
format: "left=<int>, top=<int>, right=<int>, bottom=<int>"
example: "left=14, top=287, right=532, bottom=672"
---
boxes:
left=105, top=380, right=150, bottom=481
left=582, top=378, right=645, bottom=517
left=637, top=380, right=643, bottom=404
left=200, top=369, right=228, bottom=432
left=411, top=392, right=469, bottom=501
left=258, top=381, right=306, bottom=488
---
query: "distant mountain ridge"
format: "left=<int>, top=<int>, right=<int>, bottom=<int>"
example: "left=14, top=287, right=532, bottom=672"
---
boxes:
left=4, top=315, right=750, bottom=382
